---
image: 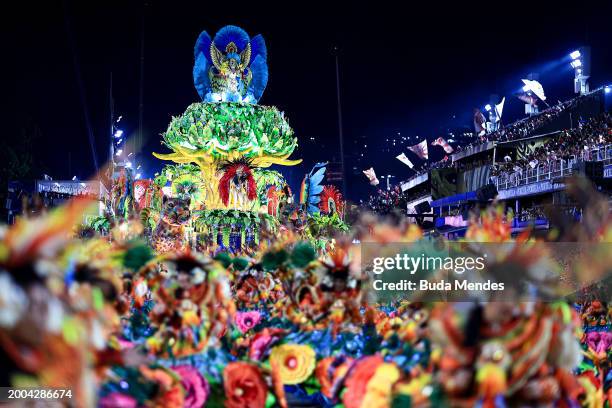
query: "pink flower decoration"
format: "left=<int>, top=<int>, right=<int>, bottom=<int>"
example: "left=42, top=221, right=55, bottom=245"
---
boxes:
left=99, top=392, right=137, bottom=408
left=172, top=365, right=209, bottom=408
left=249, top=333, right=273, bottom=360
left=235, top=310, right=262, bottom=333
left=248, top=328, right=284, bottom=360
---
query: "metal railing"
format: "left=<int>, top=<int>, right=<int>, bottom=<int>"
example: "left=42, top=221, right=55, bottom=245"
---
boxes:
left=494, top=144, right=611, bottom=191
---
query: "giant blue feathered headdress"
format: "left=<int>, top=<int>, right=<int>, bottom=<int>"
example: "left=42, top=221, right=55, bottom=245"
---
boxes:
left=193, top=25, right=268, bottom=103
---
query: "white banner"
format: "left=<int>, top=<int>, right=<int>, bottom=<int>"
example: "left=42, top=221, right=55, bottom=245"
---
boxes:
left=396, top=153, right=414, bottom=168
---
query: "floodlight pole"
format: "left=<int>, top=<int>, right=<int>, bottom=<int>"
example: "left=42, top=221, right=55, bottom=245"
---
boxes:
left=573, top=46, right=590, bottom=95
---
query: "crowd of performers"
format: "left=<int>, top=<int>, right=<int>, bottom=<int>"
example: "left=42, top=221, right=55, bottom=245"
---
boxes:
left=0, top=175, right=609, bottom=407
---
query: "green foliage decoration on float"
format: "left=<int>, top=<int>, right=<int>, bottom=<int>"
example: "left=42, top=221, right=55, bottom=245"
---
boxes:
left=160, top=103, right=298, bottom=163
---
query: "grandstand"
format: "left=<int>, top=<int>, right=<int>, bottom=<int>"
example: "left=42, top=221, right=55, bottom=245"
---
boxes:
left=378, top=87, right=611, bottom=237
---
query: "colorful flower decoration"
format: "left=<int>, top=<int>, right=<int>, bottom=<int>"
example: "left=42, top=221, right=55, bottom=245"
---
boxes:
left=223, top=362, right=268, bottom=408
left=172, top=365, right=209, bottom=408
left=235, top=310, right=262, bottom=333
left=361, top=362, right=401, bottom=408
left=343, top=356, right=385, bottom=408
left=269, top=344, right=316, bottom=385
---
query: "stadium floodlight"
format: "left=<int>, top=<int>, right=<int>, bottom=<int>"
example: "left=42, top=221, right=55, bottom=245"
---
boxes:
left=570, top=59, right=582, bottom=68
left=606, top=86, right=611, bottom=94
left=126, top=161, right=133, bottom=168
left=484, top=104, right=492, bottom=111
left=570, top=50, right=581, bottom=60
left=114, top=129, right=123, bottom=138
left=115, top=149, right=123, bottom=156
left=135, top=173, right=142, bottom=179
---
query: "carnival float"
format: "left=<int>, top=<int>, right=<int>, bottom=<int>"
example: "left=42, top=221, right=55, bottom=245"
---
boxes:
left=118, top=25, right=346, bottom=254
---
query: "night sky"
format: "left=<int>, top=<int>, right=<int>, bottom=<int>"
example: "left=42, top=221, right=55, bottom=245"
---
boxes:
left=4, top=1, right=612, bottom=201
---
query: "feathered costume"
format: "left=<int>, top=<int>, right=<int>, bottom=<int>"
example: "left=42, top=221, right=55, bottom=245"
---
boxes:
left=193, top=25, right=268, bottom=103
left=319, top=185, right=344, bottom=218
left=218, top=162, right=257, bottom=207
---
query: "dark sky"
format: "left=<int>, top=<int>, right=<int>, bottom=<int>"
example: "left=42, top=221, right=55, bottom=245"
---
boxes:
left=4, top=1, right=612, bottom=201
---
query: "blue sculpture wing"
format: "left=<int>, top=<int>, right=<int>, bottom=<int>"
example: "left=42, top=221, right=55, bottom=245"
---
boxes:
left=194, top=31, right=212, bottom=59
left=193, top=53, right=210, bottom=100
left=310, top=186, right=324, bottom=197
left=305, top=164, right=327, bottom=214
left=250, top=34, right=267, bottom=60
left=310, top=166, right=326, bottom=184
left=193, top=31, right=212, bottom=100
left=214, top=25, right=249, bottom=50
left=249, top=55, right=268, bottom=102
left=248, top=34, right=268, bottom=101
left=310, top=162, right=328, bottom=173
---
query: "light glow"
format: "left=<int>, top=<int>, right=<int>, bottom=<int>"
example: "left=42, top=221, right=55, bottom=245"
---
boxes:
left=569, top=50, right=581, bottom=60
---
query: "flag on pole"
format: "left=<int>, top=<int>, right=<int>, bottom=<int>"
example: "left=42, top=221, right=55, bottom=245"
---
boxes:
left=362, top=167, right=380, bottom=185
left=396, top=153, right=414, bottom=168
left=494, top=97, right=505, bottom=122
left=521, top=79, right=546, bottom=101
left=432, top=137, right=454, bottom=153
left=407, top=140, right=429, bottom=160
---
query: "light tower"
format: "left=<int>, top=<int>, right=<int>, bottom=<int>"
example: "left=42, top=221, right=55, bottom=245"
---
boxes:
left=570, top=46, right=590, bottom=95
left=524, top=73, right=540, bottom=116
